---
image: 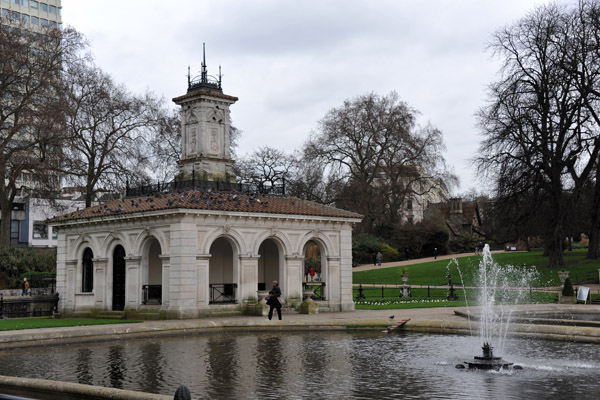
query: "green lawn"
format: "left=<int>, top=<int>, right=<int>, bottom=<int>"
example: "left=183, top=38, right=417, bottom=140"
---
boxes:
left=353, top=249, right=599, bottom=287
left=352, top=249, right=599, bottom=309
left=0, top=317, right=142, bottom=331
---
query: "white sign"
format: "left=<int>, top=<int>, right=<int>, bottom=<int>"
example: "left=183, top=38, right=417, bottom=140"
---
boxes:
left=577, top=286, right=590, bottom=303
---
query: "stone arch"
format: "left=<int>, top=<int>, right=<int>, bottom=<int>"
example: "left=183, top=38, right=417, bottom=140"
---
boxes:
left=100, top=232, right=130, bottom=258
left=139, top=235, right=164, bottom=305
left=202, top=227, right=247, bottom=255
left=251, top=230, right=293, bottom=257
left=295, top=231, right=335, bottom=258
left=207, top=235, right=240, bottom=303
left=69, top=233, right=98, bottom=261
left=256, top=237, right=284, bottom=291
left=133, top=227, right=169, bottom=258
left=299, top=234, right=332, bottom=301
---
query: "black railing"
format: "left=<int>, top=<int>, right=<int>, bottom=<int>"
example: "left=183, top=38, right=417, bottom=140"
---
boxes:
left=142, top=285, right=162, bottom=305
left=209, top=283, right=238, bottom=304
left=303, top=282, right=326, bottom=300
left=126, top=178, right=285, bottom=198
left=0, top=293, right=59, bottom=319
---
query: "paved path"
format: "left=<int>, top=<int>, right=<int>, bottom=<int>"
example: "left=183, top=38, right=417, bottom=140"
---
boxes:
left=352, top=250, right=505, bottom=272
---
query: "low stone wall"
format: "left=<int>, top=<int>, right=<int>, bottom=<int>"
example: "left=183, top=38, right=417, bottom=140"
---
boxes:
left=0, top=288, right=53, bottom=297
left=0, top=375, right=172, bottom=400
left=0, top=295, right=57, bottom=319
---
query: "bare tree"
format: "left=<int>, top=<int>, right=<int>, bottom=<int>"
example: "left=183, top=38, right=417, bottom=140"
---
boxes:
left=476, top=2, right=600, bottom=267
left=59, top=59, right=166, bottom=207
left=0, top=20, right=83, bottom=248
left=146, top=109, right=181, bottom=183
left=304, top=92, right=455, bottom=233
left=234, top=146, right=295, bottom=189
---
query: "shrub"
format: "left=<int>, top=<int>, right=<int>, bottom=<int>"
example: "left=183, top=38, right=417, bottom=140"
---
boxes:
left=380, top=243, right=399, bottom=262
left=562, top=277, right=575, bottom=296
left=0, top=247, right=56, bottom=290
left=352, top=233, right=383, bottom=265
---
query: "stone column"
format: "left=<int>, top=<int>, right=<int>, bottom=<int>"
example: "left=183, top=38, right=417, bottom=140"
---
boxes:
left=195, top=255, right=211, bottom=308
left=239, top=255, right=260, bottom=302
left=339, top=227, right=355, bottom=311
left=285, top=255, right=303, bottom=306
left=327, top=256, right=341, bottom=307
left=93, top=257, right=108, bottom=309
left=124, top=256, right=141, bottom=308
left=160, top=255, right=170, bottom=308
left=64, top=260, right=77, bottom=311
left=167, top=218, right=199, bottom=318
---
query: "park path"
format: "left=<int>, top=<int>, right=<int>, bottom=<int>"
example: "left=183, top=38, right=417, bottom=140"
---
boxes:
left=352, top=250, right=506, bottom=272
left=352, top=250, right=600, bottom=295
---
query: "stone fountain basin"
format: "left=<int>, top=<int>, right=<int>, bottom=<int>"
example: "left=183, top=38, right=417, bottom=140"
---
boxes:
left=455, top=309, right=600, bottom=328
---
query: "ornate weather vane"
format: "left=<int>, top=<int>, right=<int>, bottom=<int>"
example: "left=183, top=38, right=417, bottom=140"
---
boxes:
left=187, top=43, right=223, bottom=93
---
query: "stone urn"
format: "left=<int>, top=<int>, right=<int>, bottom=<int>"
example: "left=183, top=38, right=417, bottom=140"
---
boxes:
left=257, top=290, right=270, bottom=303
left=255, top=290, right=270, bottom=316
left=401, top=274, right=408, bottom=284
left=302, top=289, right=315, bottom=300
left=558, top=271, right=569, bottom=284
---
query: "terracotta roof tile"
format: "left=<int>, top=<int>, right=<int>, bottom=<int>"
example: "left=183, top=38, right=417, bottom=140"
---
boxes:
left=49, top=189, right=362, bottom=223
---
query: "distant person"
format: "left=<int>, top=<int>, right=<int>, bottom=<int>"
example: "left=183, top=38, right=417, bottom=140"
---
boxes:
left=266, top=280, right=282, bottom=320
left=309, top=267, right=315, bottom=281
left=373, top=252, right=377, bottom=266
left=376, top=251, right=383, bottom=266
left=21, top=278, right=29, bottom=296
left=434, top=247, right=438, bottom=259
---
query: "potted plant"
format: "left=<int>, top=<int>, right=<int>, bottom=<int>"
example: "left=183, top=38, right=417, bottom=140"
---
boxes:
left=560, top=277, right=576, bottom=303
left=401, top=267, right=408, bottom=284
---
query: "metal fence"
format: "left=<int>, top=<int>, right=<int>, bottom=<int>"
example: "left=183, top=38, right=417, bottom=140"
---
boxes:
left=0, top=293, right=59, bottom=319
left=209, top=283, right=238, bottom=304
left=126, top=178, right=286, bottom=197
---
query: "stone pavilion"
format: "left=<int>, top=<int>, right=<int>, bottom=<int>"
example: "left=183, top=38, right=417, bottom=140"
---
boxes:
left=50, top=52, right=362, bottom=318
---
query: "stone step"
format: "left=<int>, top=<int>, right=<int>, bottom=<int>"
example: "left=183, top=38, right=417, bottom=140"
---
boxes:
left=96, top=311, right=126, bottom=320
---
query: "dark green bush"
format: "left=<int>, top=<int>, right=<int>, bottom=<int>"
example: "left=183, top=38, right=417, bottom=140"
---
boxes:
left=562, top=277, right=575, bottom=296
left=0, top=247, right=56, bottom=289
left=352, top=233, right=383, bottom=265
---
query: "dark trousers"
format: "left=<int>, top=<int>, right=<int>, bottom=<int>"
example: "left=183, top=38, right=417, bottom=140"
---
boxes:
left=268, top=305, right=282, bottom=320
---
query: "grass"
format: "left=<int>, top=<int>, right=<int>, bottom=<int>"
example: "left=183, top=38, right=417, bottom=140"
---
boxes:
left=353, top=249, right=599, bottom=287
left=352, top=249, right=599, bottom=309
left=0, top=317, right=143, bottom=331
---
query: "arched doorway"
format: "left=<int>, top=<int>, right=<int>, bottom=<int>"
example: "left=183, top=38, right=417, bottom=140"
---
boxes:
left=209, top=237, right=236, bottom=303
left=112, top=245, right=126, bottom=311
left=82, top=248, right=94, bottom=293
left=303, top=240, right=325, bottom=300
left=258, top=239, right=280, bottom=291
left=143, top=238, right=162, bottom=305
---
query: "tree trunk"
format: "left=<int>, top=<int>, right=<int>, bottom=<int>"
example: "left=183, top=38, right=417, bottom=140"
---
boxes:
left=546, top=235, right=564, bottom=268
left=0, top=205, right=11, bottom=249
left=587, top=167, right=600, bottom=259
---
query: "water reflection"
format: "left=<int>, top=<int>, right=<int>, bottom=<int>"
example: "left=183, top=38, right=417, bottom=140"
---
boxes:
left=0, top=332, right=599, bottom=399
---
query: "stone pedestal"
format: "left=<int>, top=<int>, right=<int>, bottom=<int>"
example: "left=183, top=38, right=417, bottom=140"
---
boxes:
left=242, top=290, right=270, bottom=316
left=299, top=289, right=319, bottom=314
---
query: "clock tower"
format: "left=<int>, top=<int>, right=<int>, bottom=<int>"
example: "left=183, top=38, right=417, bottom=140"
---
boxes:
left=173, top=45, right=238, bottom=182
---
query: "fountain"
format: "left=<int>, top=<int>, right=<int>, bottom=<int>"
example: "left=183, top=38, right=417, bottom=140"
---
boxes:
left=455, top=244, right=537, bottom=371
left=456, top=342, right=522, bottom=370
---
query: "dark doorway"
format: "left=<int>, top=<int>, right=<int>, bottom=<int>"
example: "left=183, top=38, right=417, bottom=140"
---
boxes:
left=112, top=245, right=126, bottom=311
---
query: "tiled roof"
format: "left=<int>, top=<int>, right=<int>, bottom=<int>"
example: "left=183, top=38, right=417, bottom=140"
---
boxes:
left=49, top=189, right=363, bottom=223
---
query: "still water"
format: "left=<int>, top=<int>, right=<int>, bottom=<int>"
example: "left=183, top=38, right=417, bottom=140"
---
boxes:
left=1, top=331, right=599, bottom=399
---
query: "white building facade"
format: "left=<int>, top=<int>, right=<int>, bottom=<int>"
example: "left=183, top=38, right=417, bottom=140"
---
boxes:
left=50, top=197, right=360, bottom=318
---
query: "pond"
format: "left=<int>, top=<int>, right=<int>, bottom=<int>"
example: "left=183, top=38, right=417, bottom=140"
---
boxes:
left=0, top=331, right=599, bottom=399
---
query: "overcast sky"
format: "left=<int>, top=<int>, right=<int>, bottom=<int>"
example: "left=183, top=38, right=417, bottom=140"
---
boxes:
left=61, top=0, right=555, bottom=195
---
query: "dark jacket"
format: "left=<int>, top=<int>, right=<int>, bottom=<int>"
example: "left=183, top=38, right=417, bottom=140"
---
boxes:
left=267, top=286, right=282, bottom=307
